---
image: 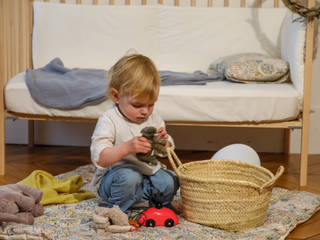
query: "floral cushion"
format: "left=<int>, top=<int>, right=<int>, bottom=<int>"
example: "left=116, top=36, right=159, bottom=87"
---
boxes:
left=208, top=53, right=290, bottom=83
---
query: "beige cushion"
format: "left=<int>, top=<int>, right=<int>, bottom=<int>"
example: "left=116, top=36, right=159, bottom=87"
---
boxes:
left=208, top=53, right=289, bottom=83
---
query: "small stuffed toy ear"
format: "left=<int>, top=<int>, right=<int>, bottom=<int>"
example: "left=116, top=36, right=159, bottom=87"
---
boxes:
left=7, top=184, right=43, bottom=204
left=32, top=203, right=44, bottom=217
left=0, top=212, right=34, bottom=225
left=0, top=199, right=19, bottom=214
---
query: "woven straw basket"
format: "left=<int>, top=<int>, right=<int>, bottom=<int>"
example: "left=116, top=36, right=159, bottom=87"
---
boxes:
left=167, top=148, right=284, bottom=231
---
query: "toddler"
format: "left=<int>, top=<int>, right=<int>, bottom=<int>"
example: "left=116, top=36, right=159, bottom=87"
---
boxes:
left=90, top=54, right=179, bottom=212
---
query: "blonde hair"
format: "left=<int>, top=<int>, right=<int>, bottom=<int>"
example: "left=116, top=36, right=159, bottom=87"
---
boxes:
left=107, top=54, right=160, bottom=103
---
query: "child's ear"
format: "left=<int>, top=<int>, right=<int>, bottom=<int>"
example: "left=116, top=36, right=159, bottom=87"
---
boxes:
left=110, top=88, right=120, bottom=104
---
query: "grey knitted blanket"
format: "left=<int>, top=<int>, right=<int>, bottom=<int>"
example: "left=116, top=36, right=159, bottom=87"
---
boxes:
left=25, top=58, right=108, bottom=110
left=159, top=70, right=223, bottom=86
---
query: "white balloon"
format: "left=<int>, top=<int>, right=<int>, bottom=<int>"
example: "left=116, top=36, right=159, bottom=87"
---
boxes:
left=211, top=144, right=261, bottom=166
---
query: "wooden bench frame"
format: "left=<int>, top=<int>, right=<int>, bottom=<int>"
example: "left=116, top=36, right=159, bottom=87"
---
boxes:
left=0, top=0, right=315, bottom=186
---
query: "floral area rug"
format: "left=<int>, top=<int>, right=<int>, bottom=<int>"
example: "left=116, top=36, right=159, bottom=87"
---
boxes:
left=1, top=164, right=319, bottom=240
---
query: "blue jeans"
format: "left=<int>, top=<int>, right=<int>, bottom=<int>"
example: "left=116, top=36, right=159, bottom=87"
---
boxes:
left=98, top=167, right=179, bottom=212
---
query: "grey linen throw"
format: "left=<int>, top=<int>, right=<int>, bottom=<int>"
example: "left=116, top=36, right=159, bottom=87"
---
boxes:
left=25, top=58, right=108, bottom=110
left=159, top=70, right=223, bottom=86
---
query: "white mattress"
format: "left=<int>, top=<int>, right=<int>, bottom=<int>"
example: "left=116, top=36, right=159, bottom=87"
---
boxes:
left=5, top=72, right=301, bottom=122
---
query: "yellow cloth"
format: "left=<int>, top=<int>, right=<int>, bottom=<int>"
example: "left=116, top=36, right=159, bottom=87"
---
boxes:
left=18, top=170, right=96, bottom=205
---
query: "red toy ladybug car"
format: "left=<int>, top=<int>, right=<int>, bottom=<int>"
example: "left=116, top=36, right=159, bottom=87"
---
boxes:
left=137, top=205, right=179, bottom=227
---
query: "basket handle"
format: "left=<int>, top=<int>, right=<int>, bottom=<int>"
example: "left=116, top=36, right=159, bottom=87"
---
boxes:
left=166, top=148, right=183, bottom=174
left=260, top=166, right=284, bottom=191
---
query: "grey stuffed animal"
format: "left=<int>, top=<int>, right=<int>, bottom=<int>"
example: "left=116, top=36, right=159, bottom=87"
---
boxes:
left=136, top=126, right=167, bottom=165
left=0, top=184, right=44, bottom=225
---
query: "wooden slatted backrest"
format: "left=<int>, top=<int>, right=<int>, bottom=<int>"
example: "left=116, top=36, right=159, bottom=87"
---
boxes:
left=0, top=0, right=33, bottom=92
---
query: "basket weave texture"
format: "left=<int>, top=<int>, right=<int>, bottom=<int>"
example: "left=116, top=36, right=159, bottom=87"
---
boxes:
left=167, top=148, right=284, bottom=231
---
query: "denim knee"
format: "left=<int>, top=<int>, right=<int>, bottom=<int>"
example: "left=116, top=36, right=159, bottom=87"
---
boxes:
left=98, top=167, right=144, bottom=211
left=146, top=169, right=179, bottom=206
left=112, top=168, right=143, bottom=189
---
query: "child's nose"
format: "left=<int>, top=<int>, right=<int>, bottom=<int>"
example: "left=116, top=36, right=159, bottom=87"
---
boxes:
left=140, top=107, right=148, bottom=115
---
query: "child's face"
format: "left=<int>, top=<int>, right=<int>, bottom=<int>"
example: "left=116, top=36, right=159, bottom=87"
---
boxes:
left=114, top=92, right=156, bottom=123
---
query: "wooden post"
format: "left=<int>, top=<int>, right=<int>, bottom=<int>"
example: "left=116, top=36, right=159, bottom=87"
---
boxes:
left=28, top=120, right=35, bottom=148
left=257, top=0, right=262, bottom=7
left=0, top=0, right=6, bottom=175
left=284, top=129, right=290, bottom=155
left=0, top=0, right=34, bottom=175
left=300, top=0, right=315, bottom=186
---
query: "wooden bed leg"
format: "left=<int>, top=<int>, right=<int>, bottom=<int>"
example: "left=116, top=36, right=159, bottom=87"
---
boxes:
left=283, top=129, right=290, bottom=155
left=300, top=120, right=310, bottom=187
left=28, top=120, right=34, bottom=148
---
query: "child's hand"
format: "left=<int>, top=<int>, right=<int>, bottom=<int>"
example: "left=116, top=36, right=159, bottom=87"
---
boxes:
left=126, top=136, right=151, bottom=155
left=157, top=127, right=168, bottom=140
left=157, top=127, right=171, bottom=148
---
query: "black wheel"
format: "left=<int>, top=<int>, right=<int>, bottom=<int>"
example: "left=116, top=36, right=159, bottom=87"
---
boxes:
left=146, top=219, right=156, bottom=227
left=165, top=218, right=174, bottom=227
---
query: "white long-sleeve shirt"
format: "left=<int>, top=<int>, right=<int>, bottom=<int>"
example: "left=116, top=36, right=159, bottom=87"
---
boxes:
left=90, top=104, right=174, bottom=189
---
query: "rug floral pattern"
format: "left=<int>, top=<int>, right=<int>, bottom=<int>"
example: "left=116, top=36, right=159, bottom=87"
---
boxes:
left=1, top=164, right=319, bottom=240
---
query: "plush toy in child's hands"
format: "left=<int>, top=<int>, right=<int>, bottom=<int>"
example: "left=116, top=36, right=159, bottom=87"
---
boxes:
left=0, top=184, right=44, bottom=225
left=136, top=126, right=168, bottom=165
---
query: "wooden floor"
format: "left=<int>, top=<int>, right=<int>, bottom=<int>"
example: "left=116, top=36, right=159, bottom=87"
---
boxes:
left=0, top=144, right=319, bottom=239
